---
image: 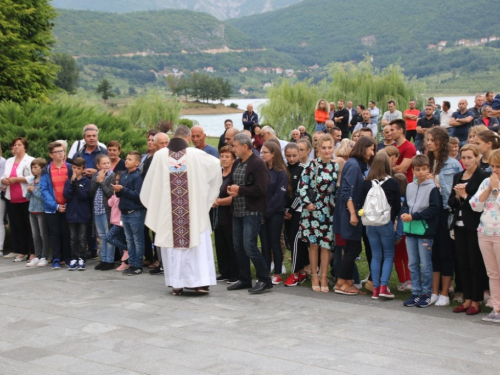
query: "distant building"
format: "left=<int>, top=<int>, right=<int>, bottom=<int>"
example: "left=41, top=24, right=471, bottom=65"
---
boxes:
left=285, top=69, right=294, bottom=77
left=361, top=35, right=377, bottom=46
left=263, top=82, right=272, bottom=89
left=239, top=67, right=248, bottom=73
left=239, top=88, right=249, bottom=95
left=275, top=68, right=283, bottom=74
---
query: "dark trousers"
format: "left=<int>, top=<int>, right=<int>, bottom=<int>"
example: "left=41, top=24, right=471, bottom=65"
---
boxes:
left=286, top=211, right=309, bottom=273
left=46, top=212, right=71, bottom=262
left=339, top=239, right=363, bottom=280
left=432, top=208, right=454, bottom=277
left=363, top=226, right=373, bottom=281
left=260, top=213, right=284, bottom=275
left=69, top=223, right=87, bottom=260
left=143, top=225, right=158, bottom=262
left=406, top=130, right=417, bottom=142
left=214, top=223, right=238, bottom=279
left=233, top=214, right=271, bottom=285
left=454, top=227, right=487, bottom=302
left=5, top=200, right=20, bottom=253
left=7, top=201, right=34, bottom=254
left=86, top=223, right=97, bottom=255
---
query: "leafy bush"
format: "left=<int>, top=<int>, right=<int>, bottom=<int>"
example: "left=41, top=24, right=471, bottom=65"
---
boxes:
left=177, top=118, right=196, bottom=129
left=228, top=103, right=239, bottom=108
left=0, top=95, right=147, bottom=159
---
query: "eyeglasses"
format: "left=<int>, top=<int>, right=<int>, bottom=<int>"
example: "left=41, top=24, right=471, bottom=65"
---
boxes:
left=51, top=150, right=65, bottom=154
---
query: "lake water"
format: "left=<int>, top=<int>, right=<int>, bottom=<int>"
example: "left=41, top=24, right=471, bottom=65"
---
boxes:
left=182, top=96, right=476, bottom=137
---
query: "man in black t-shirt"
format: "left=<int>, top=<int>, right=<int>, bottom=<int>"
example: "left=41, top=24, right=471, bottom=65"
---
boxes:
left=333, top=99, right=350, bottom=139
left=415, top=104, right=440, bottom=151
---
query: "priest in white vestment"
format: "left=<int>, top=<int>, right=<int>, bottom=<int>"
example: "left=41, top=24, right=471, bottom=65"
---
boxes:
left=140, top=126, right=222, bottom=295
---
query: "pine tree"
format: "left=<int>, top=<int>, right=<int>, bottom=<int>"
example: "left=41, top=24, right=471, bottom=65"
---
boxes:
left=96, top=79, right=115, bottom=103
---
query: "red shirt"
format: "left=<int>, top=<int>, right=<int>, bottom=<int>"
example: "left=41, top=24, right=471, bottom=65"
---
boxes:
left=50, top=162, right=68, bottom=205
left=396, top=140, right=417, bottom=182
left=484, top=118, right=490, bottom=128
left=404, top=109, right=420, bottom=131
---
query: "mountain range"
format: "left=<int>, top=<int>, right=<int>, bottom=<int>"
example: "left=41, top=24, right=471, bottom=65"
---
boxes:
left=51, top=0, right=301, bottom=20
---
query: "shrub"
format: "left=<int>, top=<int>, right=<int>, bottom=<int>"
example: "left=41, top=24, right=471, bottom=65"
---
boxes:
left=228, top=103, right=239, bottom=109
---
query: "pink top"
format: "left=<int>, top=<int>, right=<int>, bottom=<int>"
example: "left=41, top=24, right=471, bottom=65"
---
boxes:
left=9, top=163, right=27, bottom=204
left=108, top=195, right=122, bottom=226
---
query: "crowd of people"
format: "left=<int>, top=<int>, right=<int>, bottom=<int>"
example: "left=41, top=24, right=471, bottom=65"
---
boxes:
left=2, top=93, right=500, bottom=324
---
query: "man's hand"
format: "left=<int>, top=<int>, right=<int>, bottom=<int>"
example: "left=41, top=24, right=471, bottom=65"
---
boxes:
left=112, top=184, right=123, bottom=192
left=401, top=213, right=412, bottom=222
left=227, top=184, right=239, bottom=197
left=58, top=204, right=66, bottom=213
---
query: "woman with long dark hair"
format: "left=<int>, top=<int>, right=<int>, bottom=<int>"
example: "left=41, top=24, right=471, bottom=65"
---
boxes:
left=426, top=127, right=463, bottom=306
left=449, top=144, right=489, bottom=315
left=474, top=130, right=500, bottom=172
left=298, top=134, right=339, bottom=292
left=334, top=136, right=375, bottom=295
left=361, top=152, right=401, bottom=299
left=260, top=141, right=291, bottom=285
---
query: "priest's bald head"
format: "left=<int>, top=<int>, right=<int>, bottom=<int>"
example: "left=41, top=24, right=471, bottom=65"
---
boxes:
left=173, top=125, right=191, bottom=143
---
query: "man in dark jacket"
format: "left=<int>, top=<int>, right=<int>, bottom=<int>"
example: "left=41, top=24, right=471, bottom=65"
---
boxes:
left=227, top=133, right=271, bottom=294
left=242, top=104, right=258, bottom=131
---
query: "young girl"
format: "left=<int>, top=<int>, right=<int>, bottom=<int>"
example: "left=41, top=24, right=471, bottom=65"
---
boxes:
left=260, top=141, right=291, bottom=285
left=252, top=124, right=264, bottom=152
left=25, top=158, right=50, bottom=267
left=89, top=154, right=116, bottom=270
left=470, top=149, right=500, bottom=323
left=315, top=99, right=330, bottom=132
left=361, top=152, right=401, bottom=299
left=394, top=173, right=411, bottom=291
left=474, top=130, right=500, bottom=172
left=283, top=143, right=308, bottom=287
left=105, top=172, right=129, bottom=272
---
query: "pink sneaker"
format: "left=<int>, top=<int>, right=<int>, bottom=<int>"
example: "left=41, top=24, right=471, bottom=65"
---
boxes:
left=116, top=262, right=129, bottom=271
left=379, top=285, right=395, bottom=299
left=121, top=250, right=128, bottom=262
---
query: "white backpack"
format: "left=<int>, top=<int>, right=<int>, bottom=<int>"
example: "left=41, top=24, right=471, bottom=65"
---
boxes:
left=361, top=177, right=391, bottom=227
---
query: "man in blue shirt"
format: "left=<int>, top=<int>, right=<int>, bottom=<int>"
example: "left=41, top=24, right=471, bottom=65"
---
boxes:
left=242, top=104, right=258, bottom=131
left=73, top=126, right=108, bottom=177
left=449, top=99, right=474, bottom=147
left=191, top=126, right=219, bottom=158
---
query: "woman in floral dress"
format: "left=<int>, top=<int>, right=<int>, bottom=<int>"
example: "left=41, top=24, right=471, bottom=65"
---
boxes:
left=298, top=134, right=339, bottom=293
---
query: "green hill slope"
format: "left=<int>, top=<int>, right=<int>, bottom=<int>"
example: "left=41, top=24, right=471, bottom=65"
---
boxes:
left=53, top=9, right=260, bottom=56
left=51, top=0, right=302, bottom=20
left=229, top=0, right=500, bottom=78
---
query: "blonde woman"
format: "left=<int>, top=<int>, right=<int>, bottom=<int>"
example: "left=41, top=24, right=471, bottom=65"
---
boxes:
left=467, top=125, right=488, bottom=144
left=315, top=99, right=330, bottom=132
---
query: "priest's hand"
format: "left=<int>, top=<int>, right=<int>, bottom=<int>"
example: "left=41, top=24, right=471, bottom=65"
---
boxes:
left=227, top=184, right=239, bottom=197
left=112, top=184, right=123, bottom=192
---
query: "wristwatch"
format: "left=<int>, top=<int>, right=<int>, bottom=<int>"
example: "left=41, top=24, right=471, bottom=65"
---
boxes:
left=492, top=188, right=499, bottom=195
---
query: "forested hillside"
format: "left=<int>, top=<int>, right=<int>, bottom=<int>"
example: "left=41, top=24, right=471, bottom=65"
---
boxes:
left=230, top=0, right=500, bottom=78
left=51, top=0, right=301, bottom=20
left=53, top=9, right=260, bottom=56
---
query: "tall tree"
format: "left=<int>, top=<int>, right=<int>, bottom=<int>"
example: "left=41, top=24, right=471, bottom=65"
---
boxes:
left=53, top=53, right=79, bottom=94
left=0, top=0, right=58, bottom=102
left=96, top=79, right=115, bottom=103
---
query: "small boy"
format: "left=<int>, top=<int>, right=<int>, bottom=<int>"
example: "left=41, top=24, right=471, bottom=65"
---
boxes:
left=26, top=158, right=50, bottom=267
left=63, top=157, right=91, bottom=271
left=112, top=151, right=145, bottom=276
left=401, top=155, right=440, bottom=308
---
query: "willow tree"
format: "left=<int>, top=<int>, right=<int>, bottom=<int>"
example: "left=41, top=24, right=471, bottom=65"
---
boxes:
left=261, top=57, right=425, bottom=139
left=122, top=91, right=183, bottom=130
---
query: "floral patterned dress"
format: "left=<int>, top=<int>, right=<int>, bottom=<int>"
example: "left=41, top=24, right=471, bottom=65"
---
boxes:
left=298, top=158, right=339, bottom=249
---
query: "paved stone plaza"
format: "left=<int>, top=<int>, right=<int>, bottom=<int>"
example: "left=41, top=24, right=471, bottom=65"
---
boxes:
left=0, top=259, right=499, bottom=375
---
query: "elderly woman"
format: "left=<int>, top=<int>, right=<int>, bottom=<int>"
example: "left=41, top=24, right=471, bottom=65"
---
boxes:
left=289, top=129, right=301, bottom=143
left=1, top=137, right=35, bottom=261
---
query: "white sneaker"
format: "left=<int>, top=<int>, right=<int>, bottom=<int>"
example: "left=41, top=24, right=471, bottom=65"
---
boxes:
left=37, top=258, right=48, bottom=267
left=270, top=262, right=274, bottom=272
left=430, top=294, right=439, bottom=305
left=281, top=264, right=286, bottom=274
left=435, top=295, right=450, bottom=306
left=26, top=257, right=40, bottom=267
left=404, top=280, right=412, bottom=291
left=397, top=283, right=406, bottom=292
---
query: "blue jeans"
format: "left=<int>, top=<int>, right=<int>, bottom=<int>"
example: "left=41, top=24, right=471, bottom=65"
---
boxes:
left=104, top=225, right=127, bottom=255
left=406, top=236, right=434, bottom=295
left=121, top=209, right=145, bottom=268
left=260, top=213, right=284, bottom=274
left=315, top=123, right=326, bottom=132
left=95, top=213, right=114, bottom=263
left=366, top=222, right=395, bottom=288
left=233, top=214, right=271, bottom=284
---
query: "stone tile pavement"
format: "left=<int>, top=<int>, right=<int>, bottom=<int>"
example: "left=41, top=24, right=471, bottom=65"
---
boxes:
left=0, top=258, right=499, bottom=375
